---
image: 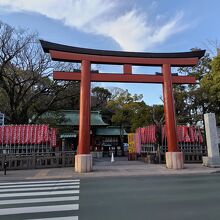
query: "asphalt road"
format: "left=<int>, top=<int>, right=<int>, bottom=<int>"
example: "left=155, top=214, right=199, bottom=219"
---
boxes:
left=1, top=174, right=220, bottom=219
left=80, top=174, right=220, bottom=220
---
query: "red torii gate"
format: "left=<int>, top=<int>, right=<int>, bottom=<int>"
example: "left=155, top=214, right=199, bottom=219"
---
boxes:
left=40, top=40, right=205, bottom=172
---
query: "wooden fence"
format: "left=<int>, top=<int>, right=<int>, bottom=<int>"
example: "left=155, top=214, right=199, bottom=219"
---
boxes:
left=0, top=151, right=76, bottom=170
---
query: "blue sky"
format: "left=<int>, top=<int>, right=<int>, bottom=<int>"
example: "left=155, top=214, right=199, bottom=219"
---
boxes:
left=0, top=0, right=220, bottom=105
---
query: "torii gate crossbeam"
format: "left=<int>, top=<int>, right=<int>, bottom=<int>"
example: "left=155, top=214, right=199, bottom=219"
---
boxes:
left=40, top=40, right=205, bottom=173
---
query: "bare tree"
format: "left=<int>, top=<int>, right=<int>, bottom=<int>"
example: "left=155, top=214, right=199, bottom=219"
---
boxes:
left=0, top=21, right=80, bottom=124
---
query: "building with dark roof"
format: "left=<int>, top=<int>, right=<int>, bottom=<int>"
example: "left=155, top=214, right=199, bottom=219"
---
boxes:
left=40, top=110, right=127, bottom=155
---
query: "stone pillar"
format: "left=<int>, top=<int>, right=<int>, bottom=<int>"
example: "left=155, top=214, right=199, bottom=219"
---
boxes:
left=203, top=113, right=220, bottom=167
left=75, top=154, right=93, bottom=173
left=166, top=152, right=184, bottom=169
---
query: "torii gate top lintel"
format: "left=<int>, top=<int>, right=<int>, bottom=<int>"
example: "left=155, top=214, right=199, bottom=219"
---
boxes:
left=40, top=40, right=205, bottom=67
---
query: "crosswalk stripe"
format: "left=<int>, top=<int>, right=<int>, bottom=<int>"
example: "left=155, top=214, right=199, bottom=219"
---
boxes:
left=0, top=204, right=79, bottom=215
left=0, top=182, right=80, bottom=189
left=0, top=185, right=80, bottom=193
left=0, top=196, right=79, bottom=205
left=0, top=179, right=80, bottom=219
left=0, top=179, right=80, bottom=186
left=27, top=216, right=78, bottom=220
left=0, top=190, right=80, bottom=198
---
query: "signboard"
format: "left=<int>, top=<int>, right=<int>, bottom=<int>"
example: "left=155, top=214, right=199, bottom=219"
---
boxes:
left=128, top=133, right=136, bottom=153
left=217, top=127, right=220, bottom=144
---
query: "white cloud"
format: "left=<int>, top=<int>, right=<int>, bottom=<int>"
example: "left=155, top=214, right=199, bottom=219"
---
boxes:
left=0, top=0, right=187, bottom=51
left=94, top=10, right=186, bottom=51
left=0, top=0, right=116, bottom=29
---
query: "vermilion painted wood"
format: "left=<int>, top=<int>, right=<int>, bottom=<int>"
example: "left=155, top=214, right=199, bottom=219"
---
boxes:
left=40, top=41, right=205, bottom=156
left=53, top=71, right=196, bottom=84
left=49, top=50, right=199, bottom=67
left=163, top=64, right=179, bottom=152
left=78, top=60, right=91, bottom=154
left=123, top=64, right=132, bottom=74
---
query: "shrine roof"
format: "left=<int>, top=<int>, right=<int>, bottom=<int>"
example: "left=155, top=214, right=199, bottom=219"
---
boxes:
left=41, top=110, right=108, bottom=126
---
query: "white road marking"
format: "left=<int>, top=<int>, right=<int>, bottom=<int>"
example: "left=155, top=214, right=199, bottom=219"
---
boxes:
left=27, top=217, right=78, bottom=220
left=0, top=196, right=79, bottom=205
left=0, top=190, right=80, bottom=198
left=0, top=179, right=80, bottom=186
left=0, top=179, right=81, bottom=220
left=0, top=204, right=79, bottom=215
left=0, top=182, right=80, bottom=189
left=0, top=185, right=79, bottom=193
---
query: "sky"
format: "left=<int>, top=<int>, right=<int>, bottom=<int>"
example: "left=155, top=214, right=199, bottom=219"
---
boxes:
left=0, top=0, right=220, bottom=105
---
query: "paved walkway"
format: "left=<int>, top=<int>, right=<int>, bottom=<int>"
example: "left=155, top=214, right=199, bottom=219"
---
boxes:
left=1, top=157, right=220, bottom=181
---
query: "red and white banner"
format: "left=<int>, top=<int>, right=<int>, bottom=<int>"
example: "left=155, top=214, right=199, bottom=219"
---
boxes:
left=177, top=126, right=184, bottom=142
left=162, top=125, right=166, bottom=144
left=10, top=126, right=14, bottom=145
left=139, top=125, right=157, bottom=144
left=162, top=125, right=203, bottom=143
left=140, top=128, right=145, bottom=144
left=43, top=125, right=49, bottom=143
left=50, top=128, right=57, bottom=147
left=0, top=126, right=3, bottom=144
left=4, top=126, right=10, bottom=145
left=36, top=125, right=44, bottom=144
left=135, top=128, right=141, bottom=153
left=183, top=126, right=191, bottom=142
left=33, top=125, right=37, bottom=145
left=0, top=124, right=57, bottom=146
left=197, top=128, right=203, bottom=143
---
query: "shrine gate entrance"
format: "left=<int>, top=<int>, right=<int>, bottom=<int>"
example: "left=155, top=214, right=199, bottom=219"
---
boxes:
left=40, top=40, right=205, bottom=173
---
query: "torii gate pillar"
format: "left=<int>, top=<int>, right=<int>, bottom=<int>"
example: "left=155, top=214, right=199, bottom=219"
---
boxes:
left=163, top=64, right=184, bottom=169
left=75, top=60, right=93, bottom=172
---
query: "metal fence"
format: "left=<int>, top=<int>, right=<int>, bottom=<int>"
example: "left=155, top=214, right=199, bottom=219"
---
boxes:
left=159, top=144, right=207, bottom=163
left=0, top=151, right=76, bottom=171
left=140, top=143, right=207, bottom=163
